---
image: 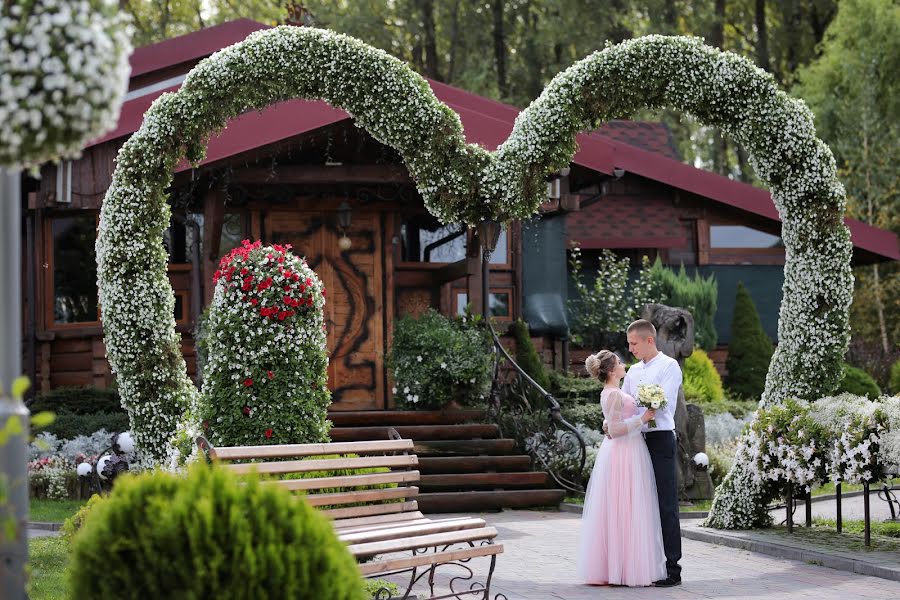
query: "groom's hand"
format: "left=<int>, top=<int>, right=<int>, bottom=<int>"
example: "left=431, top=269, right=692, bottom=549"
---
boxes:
left=602, top=420, right=611, bottom=439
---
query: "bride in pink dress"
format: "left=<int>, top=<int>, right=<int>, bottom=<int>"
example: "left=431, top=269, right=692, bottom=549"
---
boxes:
left=576, top=350, right=667, bottom=587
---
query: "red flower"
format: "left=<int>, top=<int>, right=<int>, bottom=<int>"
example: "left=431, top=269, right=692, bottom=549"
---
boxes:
left=277, top=256, right=285, bottom=263
left=242, top=406, right=251, bottom=416
left=306, top=278, right=313, bottom=286
left=283, top=296, right=292, bottom=305
left=243, top=378, right=253, bottom=387
left=265, top=428, right=273, bottom=439
left=283, top=285, right=292, bottom=292
left=267, top=370, right=274, bottom=379
left=240, top=268, right=248, bottom=275
left=292, top=274, right=300, bottom=282
left=277, top=311, right=288, bottom=321
left=322, top=288, right=327, bottom=298
left=202, top=420, right=209, bottom=430
left=250, top=298, right=258, bottom=306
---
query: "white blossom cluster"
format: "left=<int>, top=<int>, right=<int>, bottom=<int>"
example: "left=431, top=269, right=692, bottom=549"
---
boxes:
left=0, top=0, right=132, bottom=168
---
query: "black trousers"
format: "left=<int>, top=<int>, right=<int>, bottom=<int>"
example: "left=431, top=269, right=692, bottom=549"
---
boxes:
left=644, top=430, right=682, bottom=580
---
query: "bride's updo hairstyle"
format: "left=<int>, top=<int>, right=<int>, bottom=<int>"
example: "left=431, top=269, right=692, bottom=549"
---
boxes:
left=585, top=350, right=618, bottom=382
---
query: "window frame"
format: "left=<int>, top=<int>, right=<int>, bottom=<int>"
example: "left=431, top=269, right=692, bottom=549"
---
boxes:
left=44, top=212, right=102, bottom=329
left=702, top=219, right=786, bottom=266
left=452, top=286, right=514, bottom=321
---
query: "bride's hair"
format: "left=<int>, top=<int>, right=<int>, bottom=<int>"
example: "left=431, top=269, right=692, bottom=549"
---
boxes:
left=585, top=350, right=618, bottom=382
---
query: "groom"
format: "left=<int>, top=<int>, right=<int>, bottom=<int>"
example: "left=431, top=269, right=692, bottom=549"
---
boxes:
left=622, top=319, right=683, bottom=587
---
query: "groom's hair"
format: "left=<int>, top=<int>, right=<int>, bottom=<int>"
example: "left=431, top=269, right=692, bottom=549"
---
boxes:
left=627, top=319, right=657, bottom=340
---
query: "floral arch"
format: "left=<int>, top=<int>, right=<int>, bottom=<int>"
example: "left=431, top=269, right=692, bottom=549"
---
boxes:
left=97, top=27, right=851, bottom=527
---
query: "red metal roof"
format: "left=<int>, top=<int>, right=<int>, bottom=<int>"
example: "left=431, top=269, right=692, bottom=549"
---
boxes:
left=90, top=19, right=899, bottom=262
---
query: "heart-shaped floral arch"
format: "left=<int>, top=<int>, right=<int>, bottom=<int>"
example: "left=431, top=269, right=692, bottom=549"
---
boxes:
left=97, top=27, right=852, bottom=528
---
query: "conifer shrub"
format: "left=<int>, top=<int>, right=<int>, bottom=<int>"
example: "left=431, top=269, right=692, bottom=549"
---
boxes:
left=509, top=319, right=551, bottom=391
left=67, top=464, right=366, bottom=600
left=837, top=364, right=881, bottom=400
left=725, top=282, right=774, bottom=401
left=683, top=348, right=725, bottom=403
left=646, top=258, right=718, bottom=350
left=892, top=359, right=900, bottom=396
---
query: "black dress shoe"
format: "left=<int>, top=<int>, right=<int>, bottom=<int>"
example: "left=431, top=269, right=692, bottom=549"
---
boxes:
left=653, top=577, right=682, bottom=587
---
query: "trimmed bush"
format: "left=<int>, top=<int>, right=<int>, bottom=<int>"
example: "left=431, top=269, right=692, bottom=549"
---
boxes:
left=68, top=464, right=366, bottom=600
left=548, top=372, right=603, bottom=405
left=509, top=319, right=551, bottom=391
left=388, top=309, right=493, bottom=409
left=837, top=364, right=881, bottom=400
left=646, top=258, right=718, bottom=350
left=35, top=412, right=130, bottom=440
left=198, top=240, right=331, bottom=447
left=725, top=282, right=774, bottom=401
left=560, top=403, right=604, bottom=431
left=683, top=349, right=725, bottom=403
left=29, top=386, right=123, bottom=415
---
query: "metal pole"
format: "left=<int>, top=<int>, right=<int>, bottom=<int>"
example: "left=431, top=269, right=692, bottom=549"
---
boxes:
left=836, top=483, right=842, bottom=533
left=864, top=482, right=871, bottom=547
left=0, top=166, right=28, bottom=600
left=786, top=488, right=793, bottom=533
left=806, top=489, right=812, bottom=528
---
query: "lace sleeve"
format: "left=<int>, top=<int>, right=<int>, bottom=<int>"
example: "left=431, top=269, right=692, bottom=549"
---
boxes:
left=606, top=390, right=643, bottom=438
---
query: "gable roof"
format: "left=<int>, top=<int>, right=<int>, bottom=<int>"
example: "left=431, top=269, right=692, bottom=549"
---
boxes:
left=89, top=19, right=898, bottom=262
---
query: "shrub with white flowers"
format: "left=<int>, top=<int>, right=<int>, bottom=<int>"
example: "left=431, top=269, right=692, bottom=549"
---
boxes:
left=0, top=0, right=132, bottom=169
left=880, top=396, right=900, bottom=474
left=196, top=240, right=330, bottom=447
left=97, top=27, right=851, bottom=487
left=809, top=393, right=888, bottom=485
left=388, top=310, right=492, bottom=410
left=739, top=398, right=827, bottom=495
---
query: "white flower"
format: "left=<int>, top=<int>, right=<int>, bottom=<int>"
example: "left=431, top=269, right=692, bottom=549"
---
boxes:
left=417, top=355, right=423, bottom=362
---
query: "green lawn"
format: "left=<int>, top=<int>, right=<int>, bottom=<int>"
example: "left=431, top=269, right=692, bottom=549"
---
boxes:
left=28, top=536, right=68, bottom=600
left=30, top=499, right=86, bottom=523
left=813, top=517, right=900, bottom=538
left=812, top=482, right=865, bottom=497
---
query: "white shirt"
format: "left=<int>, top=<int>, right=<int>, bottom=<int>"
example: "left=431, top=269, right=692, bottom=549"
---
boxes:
left=622, top=351, right=682, bottom=433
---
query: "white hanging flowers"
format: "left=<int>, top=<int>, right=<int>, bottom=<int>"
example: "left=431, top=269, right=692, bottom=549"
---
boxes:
left=0, top=0, right=132, bottom=168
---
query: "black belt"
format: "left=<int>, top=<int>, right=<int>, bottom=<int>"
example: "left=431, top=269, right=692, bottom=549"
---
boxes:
left=643, top=430, right=675, bottom=437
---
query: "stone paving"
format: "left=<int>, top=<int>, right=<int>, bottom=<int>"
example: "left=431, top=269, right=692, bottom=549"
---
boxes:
left=420, top=510, right=900, bottom=600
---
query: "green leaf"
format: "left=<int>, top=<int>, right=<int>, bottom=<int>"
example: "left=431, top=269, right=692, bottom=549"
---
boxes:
left=30, top=411, right=56, bottom=429
left=11, top=376, right=30, bottom=399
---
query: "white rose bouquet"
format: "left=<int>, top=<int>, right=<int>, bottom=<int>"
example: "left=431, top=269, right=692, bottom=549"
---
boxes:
left=637, top=383, right=667, bottom=428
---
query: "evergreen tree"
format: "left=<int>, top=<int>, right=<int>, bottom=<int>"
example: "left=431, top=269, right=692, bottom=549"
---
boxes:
left=725, top=282, right=774, bottom=400
left=510, top=319, right=551, bottom=392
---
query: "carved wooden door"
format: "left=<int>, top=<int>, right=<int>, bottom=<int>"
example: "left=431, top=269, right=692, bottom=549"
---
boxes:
left=264, top=210, right=384, bottom=410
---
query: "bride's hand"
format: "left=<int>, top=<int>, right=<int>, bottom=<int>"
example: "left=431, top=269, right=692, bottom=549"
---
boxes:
left=640, top=409, right=656, bottom=424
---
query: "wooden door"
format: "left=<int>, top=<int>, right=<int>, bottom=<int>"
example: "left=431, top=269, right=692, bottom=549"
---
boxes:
left=263, top=210, right=384, bottom=410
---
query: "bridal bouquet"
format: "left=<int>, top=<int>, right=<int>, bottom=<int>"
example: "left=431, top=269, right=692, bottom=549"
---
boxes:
left=637, top=384, right=667, bottom=428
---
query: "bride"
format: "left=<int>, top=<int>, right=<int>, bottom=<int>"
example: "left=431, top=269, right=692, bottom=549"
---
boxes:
left=576, top=350, right=667, bottom=587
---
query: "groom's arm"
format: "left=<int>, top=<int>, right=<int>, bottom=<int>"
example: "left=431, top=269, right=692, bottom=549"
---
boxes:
left=661, top=361, right=682, bottom=422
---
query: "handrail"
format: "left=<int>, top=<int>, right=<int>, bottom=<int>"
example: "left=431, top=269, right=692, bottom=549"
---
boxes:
left=485, top=319, right=587, bottom=494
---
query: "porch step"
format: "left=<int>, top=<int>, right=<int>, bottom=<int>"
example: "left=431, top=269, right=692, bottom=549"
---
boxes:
left=416, top=490, right=567, bottom=513
left=329, top=423, right=500, bottom=443
left=328, top=410, right=485, bottom=427
left=417, top=455, right=533, bottom=474
left=413, top=439, right=516, bottom=457
left=419, top=472, right=549, bottom=491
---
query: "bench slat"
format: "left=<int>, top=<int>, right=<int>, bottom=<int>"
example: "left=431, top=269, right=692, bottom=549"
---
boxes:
left=358, top=543, right=504, bottom=577
left=265, top=470, right=419, bottom=492
left=211, top=439, right=414, bottom=460
left=335, top=517, right=432, bottom=535
left=322, top=500, right=418, bottom=521
left=303, top=486, right=418, bottom=508
left=331, top=511, right=426, bottom=531
left=348, top=526, right=498, bottom=559
left=225, top=454, right=418, bottom=475
left=339, top=517, right=487, bottom=545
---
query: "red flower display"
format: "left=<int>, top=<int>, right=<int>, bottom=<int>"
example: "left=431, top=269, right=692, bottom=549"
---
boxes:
left=264, top=428, right=273, bottom=439
left=243, top=378, right=253, bottom=387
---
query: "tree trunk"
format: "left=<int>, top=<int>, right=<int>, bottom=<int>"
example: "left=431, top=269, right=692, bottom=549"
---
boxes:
left=447, top=0, right=461, bottom=82
left=663, top=0, right=678, bottom=34
left=418, top=0, right=442, bottom=81
left=492, top=0, right=509, bottom=99
left=755, top=0, right=771, bottom=72
left=862, top=127, right=890, bottom=352
left=711, top=0, right=726, bottom=48
left=711, top=0, right=727, bottom=176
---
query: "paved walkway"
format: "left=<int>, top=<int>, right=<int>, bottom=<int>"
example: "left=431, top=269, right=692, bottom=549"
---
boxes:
left=414, top=510, right=900, bottom=600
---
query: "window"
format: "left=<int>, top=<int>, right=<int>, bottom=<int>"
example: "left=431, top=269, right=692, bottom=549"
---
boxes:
left=455, top=290, right=512, bottom=320
left=400, top=216, right=508, bottom=265
left=51, top=215, right=99, bottom=324
left=219, top=213, right=245, bottom=258
left=174, top=291, right=189, bottom=325
left=710, top=225, right=782, bottom=249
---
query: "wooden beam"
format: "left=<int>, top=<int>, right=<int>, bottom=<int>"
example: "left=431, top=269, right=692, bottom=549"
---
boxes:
left=232, top=165, right=411, bottom=185
left=431, top=259, right=471, bottom=285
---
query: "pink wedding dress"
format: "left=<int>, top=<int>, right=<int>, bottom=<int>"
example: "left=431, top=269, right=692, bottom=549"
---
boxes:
left=576, top=388, right=667, bottom=586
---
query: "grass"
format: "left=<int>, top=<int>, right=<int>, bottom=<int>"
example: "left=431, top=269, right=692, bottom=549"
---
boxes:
left=813, top=517, right=900, bottom=538
left=811, top=482, right=865, bottom=497
left=28, top=536, right=68, bottom=600
left=30, top=498, right=86, bottom=523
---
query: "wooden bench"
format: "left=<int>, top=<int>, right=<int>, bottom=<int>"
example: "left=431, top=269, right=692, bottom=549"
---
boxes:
left=196, top=435, right=504, bottom=600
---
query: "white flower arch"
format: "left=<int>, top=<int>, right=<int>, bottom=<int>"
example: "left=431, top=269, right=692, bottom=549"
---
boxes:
left=97, top=29, right=851, bottom=528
